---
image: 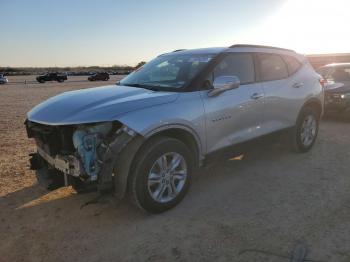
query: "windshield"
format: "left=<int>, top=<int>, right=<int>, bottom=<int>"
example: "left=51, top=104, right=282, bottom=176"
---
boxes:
left=119, top=53, right=214, bottom=90
left=317, top=66, right=350, bottom=82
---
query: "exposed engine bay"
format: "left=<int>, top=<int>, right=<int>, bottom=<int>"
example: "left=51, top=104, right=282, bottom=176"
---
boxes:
left=25, top=120, right=140, bottom=194
left=72, top=122, right=113, bottom=181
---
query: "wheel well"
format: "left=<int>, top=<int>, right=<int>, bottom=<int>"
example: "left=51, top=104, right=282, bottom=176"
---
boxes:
left=303, top=99, right=322, bottom=119
left=147, top=128, right=200, bottom=166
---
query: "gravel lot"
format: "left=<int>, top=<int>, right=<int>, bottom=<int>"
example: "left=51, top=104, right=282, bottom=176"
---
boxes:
left=1, top=76, right=350, bottom=262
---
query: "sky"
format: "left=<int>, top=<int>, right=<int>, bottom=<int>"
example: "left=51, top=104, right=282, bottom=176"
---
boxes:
left=1, top=0, right=350, bottom=67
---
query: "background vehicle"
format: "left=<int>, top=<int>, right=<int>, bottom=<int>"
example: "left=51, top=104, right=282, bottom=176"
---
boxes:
left=36, top=73, right=67, bottom=83
left=26, top=45, right=323, bottom=213
left=0, top=74, right=8, bottom=84
left=317, top=63, right=350, bottom=113
left=88, top=72, right=109, bottom=81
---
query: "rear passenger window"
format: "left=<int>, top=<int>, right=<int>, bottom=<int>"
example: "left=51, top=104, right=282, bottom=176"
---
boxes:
left=258, top=54, right=288, bottom=81
left=283, top=55, right=302, bottom=75
left=213, top=53, right=255, bottom=84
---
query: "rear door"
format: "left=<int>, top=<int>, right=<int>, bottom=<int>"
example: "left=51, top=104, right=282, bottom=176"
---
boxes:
left=201, top=53, right=265, bottom=153
left=256, top=53, right=304, bottom=133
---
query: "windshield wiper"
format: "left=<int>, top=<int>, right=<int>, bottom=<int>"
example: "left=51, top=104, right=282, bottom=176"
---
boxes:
left=119, top=83, right=160, bottom=91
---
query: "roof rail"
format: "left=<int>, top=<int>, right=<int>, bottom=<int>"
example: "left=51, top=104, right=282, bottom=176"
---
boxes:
left=172, top=49, right=186, bottom=52
left=230, top=44, right=295, bottom=52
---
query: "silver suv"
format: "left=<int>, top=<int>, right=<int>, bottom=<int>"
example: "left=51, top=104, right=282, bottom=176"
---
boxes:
left=26, top=45, right=324, bottom=213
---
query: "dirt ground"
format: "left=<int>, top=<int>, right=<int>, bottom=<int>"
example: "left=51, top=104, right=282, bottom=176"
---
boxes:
left=1, top=76, right=350, bottom=262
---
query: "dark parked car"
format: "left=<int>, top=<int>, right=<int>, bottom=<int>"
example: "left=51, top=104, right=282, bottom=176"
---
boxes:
left=317, top=63, right=350, bottom=113
left=36, top=73, right=67, bottom=83
left=88, top=72, right=109, bottom=81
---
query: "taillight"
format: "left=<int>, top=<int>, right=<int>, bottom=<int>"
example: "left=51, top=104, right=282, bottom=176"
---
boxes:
left=319, top=78, right=327, bottom=88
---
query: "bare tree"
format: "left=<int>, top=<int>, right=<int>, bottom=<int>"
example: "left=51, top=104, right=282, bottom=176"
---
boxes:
left=135, top=61, right=146, bottom=70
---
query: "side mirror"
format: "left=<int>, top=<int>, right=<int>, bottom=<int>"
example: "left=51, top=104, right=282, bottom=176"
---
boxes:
left=208, top=76, right=240, bottom=97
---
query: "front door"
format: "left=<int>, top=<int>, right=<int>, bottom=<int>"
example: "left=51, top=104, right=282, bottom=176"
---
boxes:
left=201, top=53, right=265, bottom=154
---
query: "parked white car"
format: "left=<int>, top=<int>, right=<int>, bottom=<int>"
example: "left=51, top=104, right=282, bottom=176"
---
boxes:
left=0, top=74, right=8, bottom=84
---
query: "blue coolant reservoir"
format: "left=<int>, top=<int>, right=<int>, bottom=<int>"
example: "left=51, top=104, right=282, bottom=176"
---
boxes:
left=72, top=122, right=112, bottom=180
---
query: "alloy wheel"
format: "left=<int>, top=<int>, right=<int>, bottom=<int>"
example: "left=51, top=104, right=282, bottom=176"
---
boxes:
left=147, top=152, right=187, bottom=203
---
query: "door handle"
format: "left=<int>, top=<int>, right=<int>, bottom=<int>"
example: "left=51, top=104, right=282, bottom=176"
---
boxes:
left=292, top=82, right=304, bottom=88
left=250, top=93, right=264, bottom=100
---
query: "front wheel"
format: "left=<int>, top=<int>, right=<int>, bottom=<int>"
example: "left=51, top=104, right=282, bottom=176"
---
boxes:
left=290, top=107, right=319, bottom=152
left=129, top=137, right=193, bottom=213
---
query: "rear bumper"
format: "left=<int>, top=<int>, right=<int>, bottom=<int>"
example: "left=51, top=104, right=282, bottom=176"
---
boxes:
left=325, top=93, right=350, bottom=111
left=325, top=100, right=350, bottom=111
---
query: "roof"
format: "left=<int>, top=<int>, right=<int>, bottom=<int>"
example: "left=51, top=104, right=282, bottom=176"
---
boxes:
left=229, top=44, right=295, bottom=52
left=161, top=47, right=227, bottom=56
left=160, top=44, right=305, bottom=62
left=161, top=44, right=299, bottom=57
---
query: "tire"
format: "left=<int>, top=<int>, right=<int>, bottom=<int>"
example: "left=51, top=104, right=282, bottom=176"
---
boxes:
left=129, top=136, right=194, bottom=213
left=38, top=80, right=45, bottom=83
left=290, top=107, right=319, bottom=153
left=57, top=79, right=64, bottom=83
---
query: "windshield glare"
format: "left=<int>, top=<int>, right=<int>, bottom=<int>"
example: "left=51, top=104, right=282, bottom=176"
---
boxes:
left=120, top=54, right=214, bottom=90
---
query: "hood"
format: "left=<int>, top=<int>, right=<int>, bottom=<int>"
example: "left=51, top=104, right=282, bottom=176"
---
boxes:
left=325, top=81, right=350, bottom=94
left=27, top=85, right=179, bottom=125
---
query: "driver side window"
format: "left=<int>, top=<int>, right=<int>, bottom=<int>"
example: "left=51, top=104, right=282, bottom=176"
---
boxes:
left=209, top=53, right=255, bottom=85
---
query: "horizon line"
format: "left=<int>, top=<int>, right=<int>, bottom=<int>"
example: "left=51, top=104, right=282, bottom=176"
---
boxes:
left=3, top=52, right=350, bottom=68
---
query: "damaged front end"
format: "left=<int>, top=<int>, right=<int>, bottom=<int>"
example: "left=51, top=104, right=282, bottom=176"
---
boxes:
left=26, top=120, right=140, bottom=195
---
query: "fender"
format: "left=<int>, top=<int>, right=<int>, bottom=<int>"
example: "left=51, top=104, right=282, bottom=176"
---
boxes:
left=145, top=123, right=204, bottom=162
left=113, top=123, right=204, bottom=199
left=113, top=135, right=145, bottom=199
left=296, top=97, right=323, bottom=123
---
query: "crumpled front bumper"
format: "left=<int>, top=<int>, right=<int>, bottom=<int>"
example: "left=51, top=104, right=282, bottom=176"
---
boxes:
left=27, top=122, right=143, bottom=196
left=29, top=147, right=82, bottom=188
left=36, top=147, right=81, bottom=177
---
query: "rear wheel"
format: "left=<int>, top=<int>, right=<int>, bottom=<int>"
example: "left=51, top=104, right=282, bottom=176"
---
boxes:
left=290, top=107, right=319, bottom=152
left=129, top=137, right=193, bottom=213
